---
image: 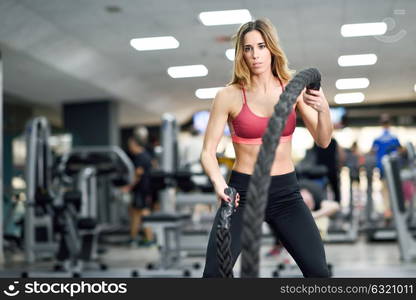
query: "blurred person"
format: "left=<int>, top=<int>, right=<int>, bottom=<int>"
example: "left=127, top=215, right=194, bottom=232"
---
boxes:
left=345, top=141, right=365, bottom=190
left=121, top=126, right=155, bottom=247
left=313, top=137, right=345, bottom=203
left=371, top=114, right=401, bottom=221
left=345, top=141, right=363, bottom=183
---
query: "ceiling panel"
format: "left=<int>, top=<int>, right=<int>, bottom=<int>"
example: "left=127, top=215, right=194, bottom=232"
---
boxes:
left=0, top=0, right=414, bottom=126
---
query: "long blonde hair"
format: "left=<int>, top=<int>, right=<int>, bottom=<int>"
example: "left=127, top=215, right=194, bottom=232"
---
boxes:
left=229, top=18, right=294, bottom=88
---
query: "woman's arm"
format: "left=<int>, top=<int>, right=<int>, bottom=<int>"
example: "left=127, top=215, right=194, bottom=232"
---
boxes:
left=296, top=88, right=333, bottom=148
left=200, top=88, right=234, bottom=203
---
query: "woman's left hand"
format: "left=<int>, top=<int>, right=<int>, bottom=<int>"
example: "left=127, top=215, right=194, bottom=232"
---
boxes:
left=302, top=88, right=329, bottom=113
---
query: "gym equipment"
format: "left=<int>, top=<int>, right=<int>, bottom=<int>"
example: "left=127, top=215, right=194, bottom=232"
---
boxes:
left=296, top=159, right=358, bottom=243
left=404, top=143, right=416, bottom=229
left=323, top=167, right=359, bottom=243
left=23, top=116, right=135, bottom=277
left=176, top=192, right=216, bottom=257
left=3, top=192, right=25, bottom=251
left=159, top=113, right=179, bottom=213
left=144, top=113, right=220, bottom=268
left=0, top=51, right=4, bottom=264
left=141, top=113, right=192, bottom=275
left=24, top=117, right=58, bottom=263
left=58, top=146, right=135, bottom=229
left=364, top=153, right=397, bottom=241
left=383, top=144, right=416, bottom=262
left=22, top=116, right=84, bottom=276
left=55, top=146, right=135, bottom=274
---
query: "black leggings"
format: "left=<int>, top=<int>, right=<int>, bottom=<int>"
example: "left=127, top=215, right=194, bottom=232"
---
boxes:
left=203, top=170, right=329, bottom=278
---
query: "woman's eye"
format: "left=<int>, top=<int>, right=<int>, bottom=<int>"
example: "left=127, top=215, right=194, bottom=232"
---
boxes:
left=259, top=44, right=266, bottom=49
left=244, top=47, right=251, bottom=52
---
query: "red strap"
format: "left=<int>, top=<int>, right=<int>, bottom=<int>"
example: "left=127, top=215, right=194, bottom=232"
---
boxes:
left=241, top=87, right=247, bottom=104
left=232, top=134, right=292, bottom=144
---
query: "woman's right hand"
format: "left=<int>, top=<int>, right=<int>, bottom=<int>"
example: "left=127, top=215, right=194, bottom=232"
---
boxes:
left=215, top=184, right=240, bottom=207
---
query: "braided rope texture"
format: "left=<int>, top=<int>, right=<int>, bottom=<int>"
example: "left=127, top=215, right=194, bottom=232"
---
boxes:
left=216, top=187, right=237, bottom=277
left=240, top=68, right=321, bottom=278
left=216, top=227, right=234, bottom=277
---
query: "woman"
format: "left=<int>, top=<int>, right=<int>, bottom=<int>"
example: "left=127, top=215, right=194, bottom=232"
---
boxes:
left=200, top=19, right=333, bottom=277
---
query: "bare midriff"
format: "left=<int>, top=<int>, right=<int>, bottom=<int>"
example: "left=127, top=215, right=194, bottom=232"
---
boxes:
left=231, top=140, right=294, bottom=175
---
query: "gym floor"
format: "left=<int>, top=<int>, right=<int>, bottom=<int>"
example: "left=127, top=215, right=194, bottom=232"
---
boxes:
left=100, top=235, right=416, bottom=278
left=1, top=170, right=415, bottom=278
left=1, top=235, right=415, bottom=278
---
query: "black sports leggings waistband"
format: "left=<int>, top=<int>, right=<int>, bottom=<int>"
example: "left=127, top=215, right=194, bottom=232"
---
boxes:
left=228, top=170, right=300, bottom=207
left=228, top=170, right=298, bottom=189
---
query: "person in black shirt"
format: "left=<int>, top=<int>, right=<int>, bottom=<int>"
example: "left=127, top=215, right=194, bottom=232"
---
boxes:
left=122, top=130, right=154, bottom=247
left=313, top=138, right=345, bottom=203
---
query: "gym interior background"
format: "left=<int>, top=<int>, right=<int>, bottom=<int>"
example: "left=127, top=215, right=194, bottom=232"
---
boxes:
left=0, top=0, right=416, bottom=278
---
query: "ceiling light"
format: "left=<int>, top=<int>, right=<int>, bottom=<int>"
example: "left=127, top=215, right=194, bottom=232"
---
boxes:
left=414, top=84, right=416, bottom=92
left=199, top=9, right=252, bottom=26
left=334, top=92, right=365, bottom=104
left=336, top=78, right=370, bottom=90
left=195, top=87, right=223, bottom=99
left=225, top=49, right=235, bottom=61
left=130, top=36, right=179, bottom=51
left=341, top=22, right=387, bottom=37
left=338, top=54, right=377, bottom=66
left=167, top=65, right=208, bottom=78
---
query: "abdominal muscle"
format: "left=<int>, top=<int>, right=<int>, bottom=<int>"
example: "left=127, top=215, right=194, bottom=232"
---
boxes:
left=231, top=141, right=295, bottom=175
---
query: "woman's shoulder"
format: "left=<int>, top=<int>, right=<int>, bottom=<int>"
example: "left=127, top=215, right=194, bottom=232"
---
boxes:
left=215, top=84, right=242, bottom=104
left=210, top=84, right=242, bottom=114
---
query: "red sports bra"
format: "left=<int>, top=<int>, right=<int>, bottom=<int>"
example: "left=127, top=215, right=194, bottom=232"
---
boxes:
left=229, top=78, right=296, bottom=144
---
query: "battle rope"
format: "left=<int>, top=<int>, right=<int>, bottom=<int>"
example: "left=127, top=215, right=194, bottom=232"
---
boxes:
left=240, top=68, right=321, bottom=277
left=216, top=187, right=238, bottom=277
